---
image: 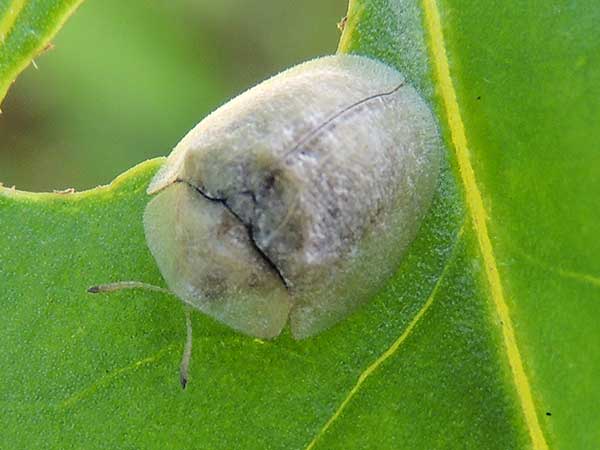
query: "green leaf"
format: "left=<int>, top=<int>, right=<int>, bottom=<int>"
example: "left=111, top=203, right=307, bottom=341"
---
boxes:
left=1, top=1, right=598, bottom=449
left=0, top=0, right=83, bottom=106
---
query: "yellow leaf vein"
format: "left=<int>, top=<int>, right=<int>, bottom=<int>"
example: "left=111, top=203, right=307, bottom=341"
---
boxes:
left=422, top=0, right=549, bottom=448
left=61, top=343, right=175, bottom=409
left=304, top=226, right=463, bottom=450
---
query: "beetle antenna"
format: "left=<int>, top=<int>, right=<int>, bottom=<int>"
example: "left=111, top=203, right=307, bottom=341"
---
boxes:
left=88, top=281, right=191, bottom=387
left=179, top=307, right=193, bottom=389
left=87, top=281, right=172, bottom=295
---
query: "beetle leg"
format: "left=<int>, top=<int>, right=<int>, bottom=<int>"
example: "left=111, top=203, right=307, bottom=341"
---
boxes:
left=179, top=306, right=193, bottom=389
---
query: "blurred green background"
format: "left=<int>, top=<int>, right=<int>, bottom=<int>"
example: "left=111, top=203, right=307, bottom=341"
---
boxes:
left=0, top=0, right=346, bottom=191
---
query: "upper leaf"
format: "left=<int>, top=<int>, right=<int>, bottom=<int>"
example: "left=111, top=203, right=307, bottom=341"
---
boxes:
left=0, top=0, right=83, bottom=106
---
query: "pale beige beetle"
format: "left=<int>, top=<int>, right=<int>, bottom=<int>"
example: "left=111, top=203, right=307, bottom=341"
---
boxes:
left=90, top=54, right=442, bottom=387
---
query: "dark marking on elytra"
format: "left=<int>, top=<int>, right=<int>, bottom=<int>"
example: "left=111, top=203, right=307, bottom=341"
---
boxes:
left=175, top=180, right=290, bottom=291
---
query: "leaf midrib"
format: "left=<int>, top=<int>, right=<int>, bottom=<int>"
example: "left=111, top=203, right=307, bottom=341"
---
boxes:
left=421, top=0, right=549, bottom=448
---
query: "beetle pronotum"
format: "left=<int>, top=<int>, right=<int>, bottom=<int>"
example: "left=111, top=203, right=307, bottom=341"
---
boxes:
left=90, top=54, right=442, bottom=387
